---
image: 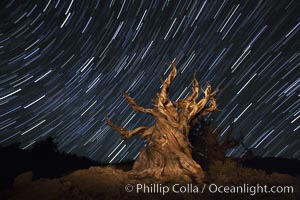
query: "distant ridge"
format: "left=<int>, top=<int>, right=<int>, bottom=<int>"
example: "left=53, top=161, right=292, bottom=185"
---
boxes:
left=0, top=138, right=100, bottom=190
left=242, top=157, right=300, bottom=177
left=1, top=136, right=299, bottom=191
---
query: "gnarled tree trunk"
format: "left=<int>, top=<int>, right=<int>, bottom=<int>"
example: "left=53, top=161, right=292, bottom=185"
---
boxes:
left=106, top=57, right=218, bottom=183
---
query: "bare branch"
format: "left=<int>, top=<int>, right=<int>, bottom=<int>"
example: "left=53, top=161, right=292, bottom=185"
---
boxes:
left=194, top=87, right=211, bottom=113
left=200, top=97, right=218, bottom=116
left=186, top=71, right=199, bottom=102
left=105, top=115, right=148, bottom=139
left=124, top=93, right=153, bottom=114
left=157, top=56, right=178, bottom=105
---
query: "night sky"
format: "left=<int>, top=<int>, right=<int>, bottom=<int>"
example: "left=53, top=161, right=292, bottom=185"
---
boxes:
left=0, top=0, right=299, bottom=164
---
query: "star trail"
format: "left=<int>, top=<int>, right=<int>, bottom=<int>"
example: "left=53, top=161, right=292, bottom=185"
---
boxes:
left=0, top=0, right=299, bottom=163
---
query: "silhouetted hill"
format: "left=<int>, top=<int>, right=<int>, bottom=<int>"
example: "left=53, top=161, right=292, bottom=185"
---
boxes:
left=241, top=157, right=300, bottom=177
left=0, top=138, right=100, bottom=190
left=1, top=135, right=299, bottom=195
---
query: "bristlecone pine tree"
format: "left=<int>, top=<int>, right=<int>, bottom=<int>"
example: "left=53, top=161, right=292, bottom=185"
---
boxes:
left=106, top=58, right=218, bottom=183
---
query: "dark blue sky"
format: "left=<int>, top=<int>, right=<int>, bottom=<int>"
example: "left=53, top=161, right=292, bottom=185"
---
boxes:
left=0, top=0, right=299, bottom=163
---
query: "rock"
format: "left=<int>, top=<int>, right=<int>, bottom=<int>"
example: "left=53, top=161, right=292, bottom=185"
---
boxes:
left=13, top=171, right=32, bottom=189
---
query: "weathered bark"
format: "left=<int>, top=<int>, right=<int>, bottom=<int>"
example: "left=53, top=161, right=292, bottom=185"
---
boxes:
left=106, top=57, right=218, bottom=183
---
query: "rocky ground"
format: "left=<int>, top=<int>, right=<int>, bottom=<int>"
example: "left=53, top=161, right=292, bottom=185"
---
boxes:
left=1, top=159, right=299, bottom=200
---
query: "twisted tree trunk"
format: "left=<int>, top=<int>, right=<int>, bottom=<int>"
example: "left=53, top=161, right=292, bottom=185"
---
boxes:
left=106, top=57, right=218, bottom=183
